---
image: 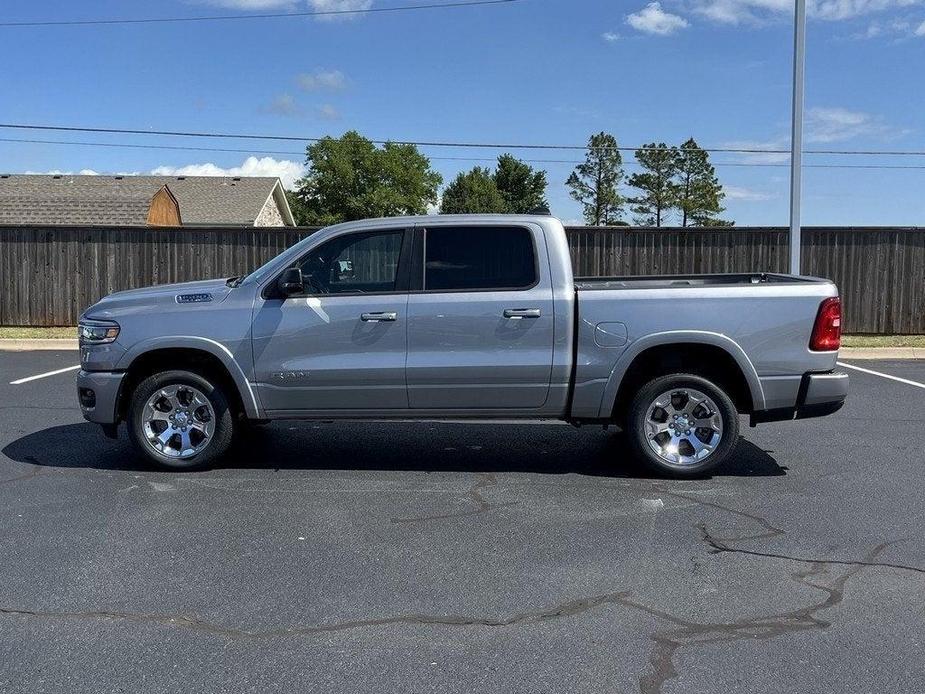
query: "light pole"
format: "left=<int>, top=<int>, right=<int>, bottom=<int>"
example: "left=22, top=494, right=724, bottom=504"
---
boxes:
left=789, top=0, right=806, bottom=274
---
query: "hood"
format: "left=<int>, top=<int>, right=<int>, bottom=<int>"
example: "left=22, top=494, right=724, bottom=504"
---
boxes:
left=82, top=278, right=235, bottom=321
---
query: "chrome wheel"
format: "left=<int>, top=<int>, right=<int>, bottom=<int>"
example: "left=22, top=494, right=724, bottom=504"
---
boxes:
left=141, top=384, right=215, bottom=459
left=643, top=388, right=723, bottom=465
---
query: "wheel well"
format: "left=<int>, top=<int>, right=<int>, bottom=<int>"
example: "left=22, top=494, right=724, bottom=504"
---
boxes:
left=116, top=348, right=246, bottom=422
left=610, top=343, right=754, bottom=424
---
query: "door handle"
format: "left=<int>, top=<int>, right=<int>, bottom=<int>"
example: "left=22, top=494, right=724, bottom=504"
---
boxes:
left=361, top=311, right=397, bottom=322
left=503, top=308, right=541, bottom=319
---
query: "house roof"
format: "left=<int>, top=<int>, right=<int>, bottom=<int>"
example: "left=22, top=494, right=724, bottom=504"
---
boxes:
left=0, top=174, right=294, bottom=226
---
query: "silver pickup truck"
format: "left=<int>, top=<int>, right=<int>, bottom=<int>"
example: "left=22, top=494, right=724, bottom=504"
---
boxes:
left=76, top=214, right=847, bottom=476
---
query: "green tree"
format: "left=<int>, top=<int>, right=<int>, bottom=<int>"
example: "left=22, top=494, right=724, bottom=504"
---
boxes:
left=493, top=154, right=548, bottom=213
left=628, top=143, right=681, bottom=227
left=675, top=138, right=732, bottom=227
left=439, top=167, right=506, bottom=214
left=565, top=132, right=624, bottom=226
left=291, top=130, right=442, bottom=225
left=284, top=189, right=310, bottom=226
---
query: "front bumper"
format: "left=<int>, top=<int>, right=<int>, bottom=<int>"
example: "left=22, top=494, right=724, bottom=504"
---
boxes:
left=751, top=370, right=848, bottom=425
left=76, top=370, right=125, bottom=425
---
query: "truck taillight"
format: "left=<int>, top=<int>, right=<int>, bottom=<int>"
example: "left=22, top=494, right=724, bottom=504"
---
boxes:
left=810, top=297, right=841, bottom=351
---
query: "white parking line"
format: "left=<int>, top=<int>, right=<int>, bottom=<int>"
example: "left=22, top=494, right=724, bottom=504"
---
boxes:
left=9, top=365, right=80, bottom=385
left=837, top=361, right=925, bottom=390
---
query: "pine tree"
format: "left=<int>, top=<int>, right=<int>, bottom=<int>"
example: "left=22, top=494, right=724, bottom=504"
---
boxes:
left=675, top=138, right=732, bottom=227
left=565, top=132, right=624, bottom=225
left=627, top=143, right=680, bottom=227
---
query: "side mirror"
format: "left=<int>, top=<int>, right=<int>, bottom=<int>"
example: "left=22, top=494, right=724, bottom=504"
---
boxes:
left=277, top=267, right=304, bottom=297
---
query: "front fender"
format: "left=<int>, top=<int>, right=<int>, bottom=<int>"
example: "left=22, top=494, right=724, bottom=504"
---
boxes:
left=596, top=330, right=766, bottom=418
left=116, top=336, right=263, bottom=418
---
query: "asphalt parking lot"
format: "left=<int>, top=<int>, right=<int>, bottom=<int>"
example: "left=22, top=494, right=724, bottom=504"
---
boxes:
left=1, top=350, right=923, bottom=694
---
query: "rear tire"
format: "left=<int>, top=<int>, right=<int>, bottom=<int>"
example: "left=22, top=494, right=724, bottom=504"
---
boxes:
left=626, top=373, right=739, bottom=478
left=128, top=370, right=233, bottom=470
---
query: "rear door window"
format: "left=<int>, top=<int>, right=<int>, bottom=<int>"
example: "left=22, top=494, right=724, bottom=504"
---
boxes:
left=423, top=226, right=536, bottom=291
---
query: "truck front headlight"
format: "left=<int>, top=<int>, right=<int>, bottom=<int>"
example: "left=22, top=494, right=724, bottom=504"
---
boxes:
left=78, top=319, right=120, bottom=345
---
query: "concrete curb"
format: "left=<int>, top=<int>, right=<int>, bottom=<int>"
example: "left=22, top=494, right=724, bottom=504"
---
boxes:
left=0, top=339, right=79, bottom=351
left=0, top=339, right=921, bottom=359
left=838, top=347, right=924, bottom=360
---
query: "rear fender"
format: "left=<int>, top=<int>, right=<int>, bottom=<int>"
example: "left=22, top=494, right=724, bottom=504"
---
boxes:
left=597, top=330, right=766, bottom=418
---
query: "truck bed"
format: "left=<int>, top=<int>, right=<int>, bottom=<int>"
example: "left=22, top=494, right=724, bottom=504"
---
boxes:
left=567, top=269, right=840, bottom=420
left=575, top=272, right=823, bottom=291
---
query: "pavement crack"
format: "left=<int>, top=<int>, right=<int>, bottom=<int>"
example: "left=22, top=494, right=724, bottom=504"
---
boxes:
left=625, top=542, right=892, bottom=694
left=654, top=487, right=785, bottom=542
left=0, top=463, right=42, bottom=487
left=390, top=472, right=515, bottom=524
left=0, top=606, right=246, bottom=638
left=699, top=525, right=925, bottom=575
left=0, top=590, right=633, bottom=640
left=619, top=489, right=916, bottom=693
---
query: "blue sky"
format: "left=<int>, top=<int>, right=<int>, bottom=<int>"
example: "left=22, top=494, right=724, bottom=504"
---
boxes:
left=2, top=0, right=923, bottom=225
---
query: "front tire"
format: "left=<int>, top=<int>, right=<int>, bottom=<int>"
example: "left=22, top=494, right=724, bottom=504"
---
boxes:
left=128, top=370, right=233, bottom=470
left=626, top=373, right=739, bottom=477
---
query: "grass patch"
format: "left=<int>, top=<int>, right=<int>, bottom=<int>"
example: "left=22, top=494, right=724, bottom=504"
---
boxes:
left=842, top=334, right=925, bottom=348
left=0, top=327, right=76, bottom=339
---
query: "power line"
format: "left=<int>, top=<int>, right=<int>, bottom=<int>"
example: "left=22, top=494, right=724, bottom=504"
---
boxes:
left=1, top=122, right=923, bottom=157
left=0, top=137, right=294, bottom=158
left=0, top=0, right=522, bottom=28
left=4, top=136, right=925, bottom=171
left=425, top=154, right=925, bottom=170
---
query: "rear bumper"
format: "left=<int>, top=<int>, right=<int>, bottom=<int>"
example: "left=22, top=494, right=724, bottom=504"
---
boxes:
left=76, top=370, right=125, bottom=425
left=751, top=370, right=848, bottom=425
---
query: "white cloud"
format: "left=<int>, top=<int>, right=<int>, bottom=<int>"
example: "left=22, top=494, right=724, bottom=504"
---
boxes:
left=150, top=157, right=306, bottom=189
left=812, top=0, right=920, bottom=21
left=722, top=138, right=791, bottom=164
left=722, top=107, right=909, bottom=168
left=23, top=159, right=307, bottom=189
left=692, top=0, right=785, bottom=24
left=724, top=185, right=775, bottom=201
left=195, top=0, right=373, bottom=19
left=693, top=0, right=921, bottom=24
left=626, top=2, right=690, bottom=34
left=915, top=18, right=925, bottom=33
left=296, top=68, right=346, bottom=91
left=602, top=31, right=621, bottom=41
left=852, top=19, right=896, bottom=36
left=316, top=103, right=341, bottom=120
left=261, top=93, right=300, bottom=116
left=805, top=106, right=910, bottom=142
left=309, top=0, right=373, bottom=21
left=202, top=0, right=295, bottom=8
left=24, top=169, right=105, bottom=176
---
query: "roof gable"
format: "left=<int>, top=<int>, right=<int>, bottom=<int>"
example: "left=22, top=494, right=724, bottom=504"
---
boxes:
left=147, top=185, right=181, bottom=226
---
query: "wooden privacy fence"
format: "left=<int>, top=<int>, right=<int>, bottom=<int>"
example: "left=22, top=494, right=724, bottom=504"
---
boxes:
left=568, top=226, right=925, bottom=335
left=1, top=225, right=923, bottom=333
left=0, top=226, right=311, bottom=329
